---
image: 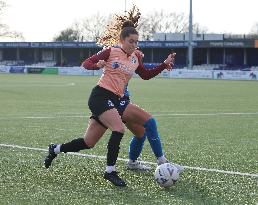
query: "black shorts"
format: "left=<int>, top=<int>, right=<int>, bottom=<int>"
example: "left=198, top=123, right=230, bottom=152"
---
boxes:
left=88, top=85, right=120, bottom=117
left=88, top=86, right=130, bottom=128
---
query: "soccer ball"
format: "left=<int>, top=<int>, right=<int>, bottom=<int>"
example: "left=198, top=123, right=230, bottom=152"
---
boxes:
left=154, top=163, right=180, bottom=188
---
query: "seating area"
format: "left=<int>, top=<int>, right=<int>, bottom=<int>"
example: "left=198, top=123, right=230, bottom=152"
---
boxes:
left=29, top=61, right=56, bottom=67
left=179, top=64, right=257, bottom=71
left=0, top=60, right=25, bottom=66
left=192, top=64, right=222, bottom=70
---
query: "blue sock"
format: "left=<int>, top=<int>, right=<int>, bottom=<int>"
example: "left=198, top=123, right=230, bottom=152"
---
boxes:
left=128, top=134, right=147, bottom=161
left=144, top=118, right=163, bottom=158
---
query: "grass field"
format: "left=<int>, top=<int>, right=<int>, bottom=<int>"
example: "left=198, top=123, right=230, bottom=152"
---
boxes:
left=0, top=74, right=257, bottom=205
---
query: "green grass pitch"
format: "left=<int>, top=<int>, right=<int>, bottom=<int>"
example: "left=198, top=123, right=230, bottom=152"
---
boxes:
left=0, top=74, right=257, bottom=205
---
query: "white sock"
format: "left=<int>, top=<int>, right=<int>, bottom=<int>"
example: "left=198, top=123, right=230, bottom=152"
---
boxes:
left=54, top=144, right=61, bottom=154
left=157, top=155, right=168, bottom=164
left=105, top=166, right=116, bottom=173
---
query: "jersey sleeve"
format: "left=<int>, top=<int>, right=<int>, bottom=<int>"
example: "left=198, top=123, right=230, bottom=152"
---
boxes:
left=135, top=61, right=167, bottom=80
left=81, top=47, right=111, bottom=70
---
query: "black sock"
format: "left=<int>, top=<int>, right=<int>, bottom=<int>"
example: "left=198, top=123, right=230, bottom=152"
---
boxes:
left=107, top=131, right=124, bottom=166
left=60, top=138, right=90, bottom=153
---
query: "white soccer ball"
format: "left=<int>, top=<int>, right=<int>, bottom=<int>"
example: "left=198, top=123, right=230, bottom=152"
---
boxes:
left=154, top=163, right=180, bottom=188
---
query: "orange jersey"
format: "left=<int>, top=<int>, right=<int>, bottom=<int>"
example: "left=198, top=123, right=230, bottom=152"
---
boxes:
left=97, top=47, right=139, bottom=96
left=82, top=47, right=168, bottom=97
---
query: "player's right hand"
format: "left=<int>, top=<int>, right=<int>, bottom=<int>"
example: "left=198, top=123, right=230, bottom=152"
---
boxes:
left=96, top=60, right=106, bottom=68
left=135, top=49, right=144, bottom=61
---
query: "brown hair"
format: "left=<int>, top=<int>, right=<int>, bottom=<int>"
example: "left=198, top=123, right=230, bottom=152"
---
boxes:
left=97, top=5, right=141, bottom=47
left=120, top=21, right=138, bottom=40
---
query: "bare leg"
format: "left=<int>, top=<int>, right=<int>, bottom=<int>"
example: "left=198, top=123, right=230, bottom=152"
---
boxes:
left=99, top=108, right=125, bottom=133
left=98, top=108, right=125, bottom=167
left=126, top=121, right=145, bottom=138
left=123, top=103, right=166, bottom=164
left=84, top=119, right=107, bottom=147
left=122, top=103, right=152, bottom=125
left=99, top=108, right=126, bottom=186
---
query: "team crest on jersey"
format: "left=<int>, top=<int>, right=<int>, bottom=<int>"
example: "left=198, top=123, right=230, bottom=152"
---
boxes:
left=131, top=56, right=136, bottom=64
left=107, top=100, right=114, bottom=107
left=112, top=61, right=120, bottom=69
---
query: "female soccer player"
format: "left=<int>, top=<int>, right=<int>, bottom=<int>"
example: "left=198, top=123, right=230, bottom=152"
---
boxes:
left=44, top=6, right=181, bottom=187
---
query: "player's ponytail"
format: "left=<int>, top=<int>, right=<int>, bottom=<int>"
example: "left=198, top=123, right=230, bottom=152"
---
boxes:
left=121, top=20, right=135, bottom=29
left=97, top=5, right=141, bottom=47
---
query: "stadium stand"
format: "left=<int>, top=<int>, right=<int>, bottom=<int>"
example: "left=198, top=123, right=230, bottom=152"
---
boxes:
left=0, top=33, right=257, bottom=69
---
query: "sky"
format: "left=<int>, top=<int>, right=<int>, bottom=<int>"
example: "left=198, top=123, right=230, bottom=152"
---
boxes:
left=1, top=0, right=258, bottom=42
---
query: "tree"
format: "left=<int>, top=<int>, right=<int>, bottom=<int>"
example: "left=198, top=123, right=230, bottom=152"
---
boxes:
left=250, top=22, right=258, bottom=34
left=192, top=22, right=208, bottom=34
left=0, top=0, right=23, bottom=40
left=79, top=13, right=111, bottom=41
left=53, top=13, right=112, bottom=42
left=137, top=11, right=188, bottom=40
left=138, top=10, right=207, bottom=40
left=53, top=28, right=80, bottom=42
left=53, top=10, right=208, bottom=41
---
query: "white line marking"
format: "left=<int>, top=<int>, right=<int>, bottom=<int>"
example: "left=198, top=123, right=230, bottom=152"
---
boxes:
left=154, top=112, right=258, bottom=117
left=0, top=116, right=87, bottom=120
left=1, top=143, right=257, bottom=178
left=1, top=112, right=258, bottom=120
left=0, top=83, right=76, bottom=87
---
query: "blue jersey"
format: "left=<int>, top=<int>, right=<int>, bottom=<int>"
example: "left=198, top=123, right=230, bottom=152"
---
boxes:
left=123, top=84, right=130, bottom=97
left=117, top=84, right=130, bottom=116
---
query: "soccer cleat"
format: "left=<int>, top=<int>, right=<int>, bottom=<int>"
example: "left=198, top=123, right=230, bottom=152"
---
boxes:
left=44, top=144, right=57, bottom=168
left=127, top=160, right=152, bottom=171
left=104, top=171, right=127, bottom=187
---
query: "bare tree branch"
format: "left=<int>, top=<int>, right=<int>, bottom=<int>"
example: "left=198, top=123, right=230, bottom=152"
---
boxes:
left=138, top=11, right=190, bottom=40
left=53, top=10, right=208, bottom=42
left=0, top=0, right=6, bottom=14
left=0, top=0, right=24, bottom=40
left=250, top=22, right=258, bottom=34
left=73, top=13, right=112, bottom=41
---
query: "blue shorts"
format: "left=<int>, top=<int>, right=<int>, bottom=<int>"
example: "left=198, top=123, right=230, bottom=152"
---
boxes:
left=117, top=96, right=130, bottom=116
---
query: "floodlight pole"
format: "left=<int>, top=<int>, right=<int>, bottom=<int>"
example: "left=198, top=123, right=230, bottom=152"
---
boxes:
left=124, top=0, right=127, bottom=15
left=188, top=0, right=193, bottom=69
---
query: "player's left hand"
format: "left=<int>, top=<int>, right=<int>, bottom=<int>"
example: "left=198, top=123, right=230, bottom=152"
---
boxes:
left=164, top=53, right=176, bottom=70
